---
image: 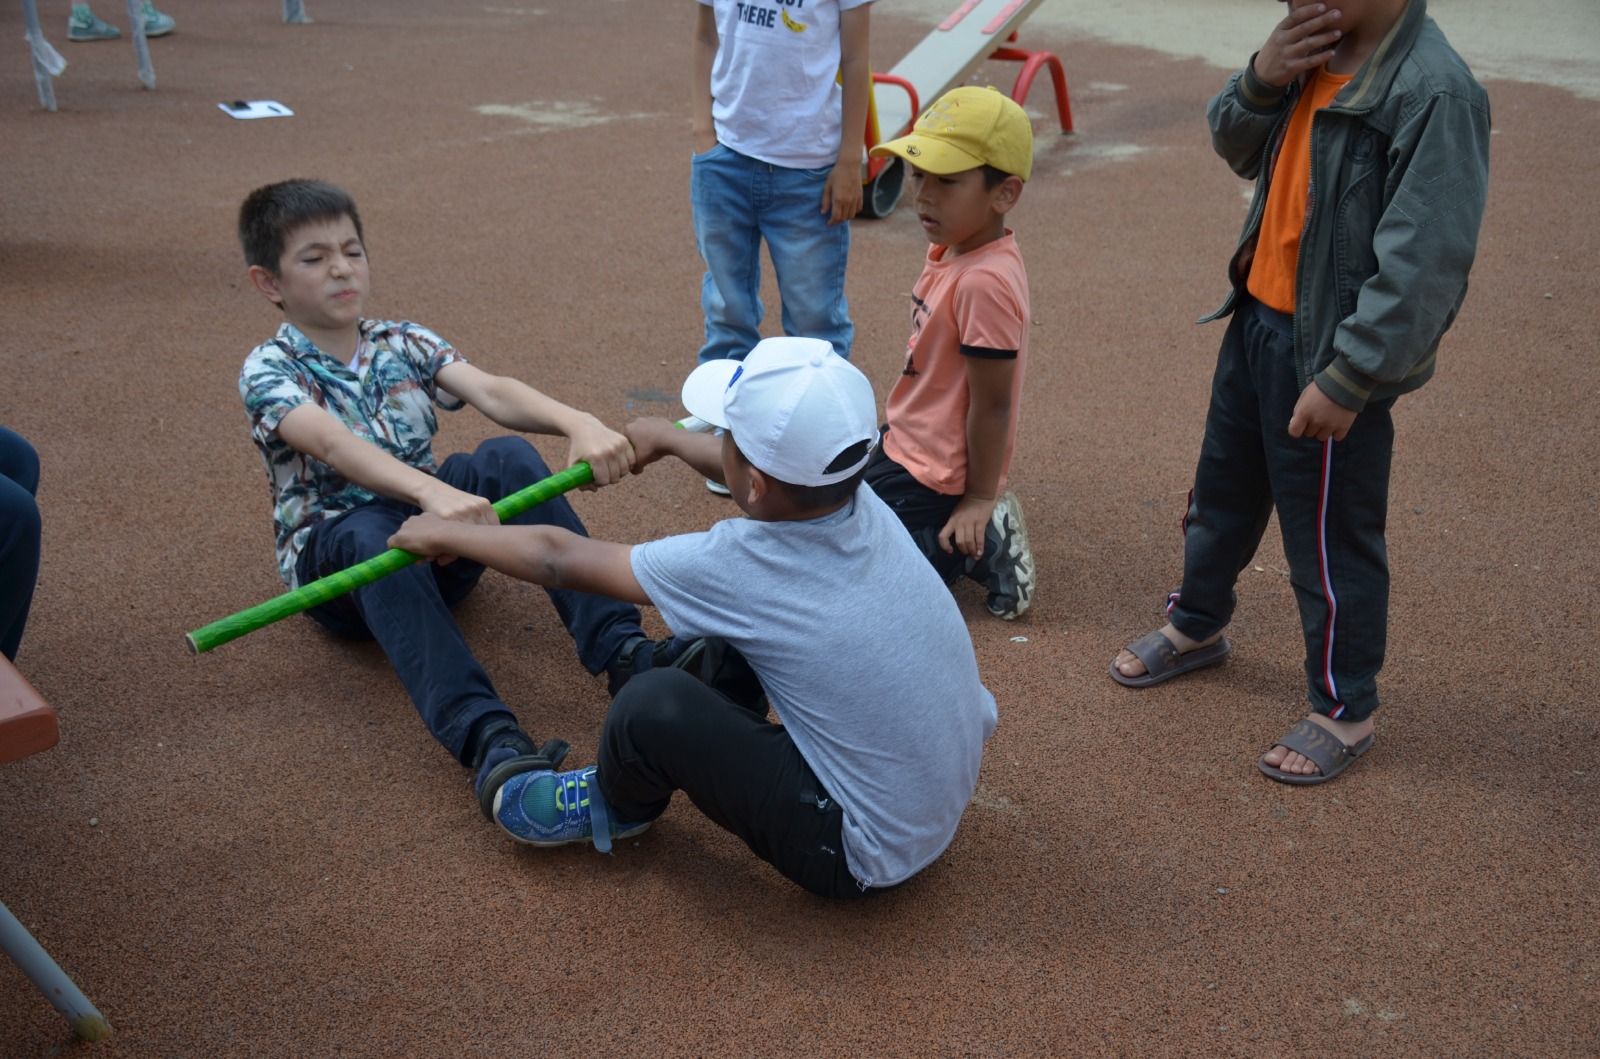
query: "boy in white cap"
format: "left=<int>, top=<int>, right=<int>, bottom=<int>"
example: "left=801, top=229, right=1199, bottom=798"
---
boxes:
left=390, top=336, right=998, bottom=897
left=866, top=85, right=1038, bottom=620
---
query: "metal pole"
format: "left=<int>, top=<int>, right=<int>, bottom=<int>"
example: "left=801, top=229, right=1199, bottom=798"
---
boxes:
left=0, top=899, right=112, bottom=1041
left=21, top=0, right=63, bottom=111
left=125, top=0, right=154, bottom=89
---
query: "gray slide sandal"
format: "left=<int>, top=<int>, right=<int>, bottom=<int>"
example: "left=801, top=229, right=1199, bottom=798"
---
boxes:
left=1109, top=629, right=1232, bottom=688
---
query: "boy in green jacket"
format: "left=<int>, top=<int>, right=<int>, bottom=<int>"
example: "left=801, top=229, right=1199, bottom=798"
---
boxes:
left=1111, top=0, right=1490, bottom=785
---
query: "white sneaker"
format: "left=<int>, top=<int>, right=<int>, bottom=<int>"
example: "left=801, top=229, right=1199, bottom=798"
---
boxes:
left=704, top=426, right=732, bottom=496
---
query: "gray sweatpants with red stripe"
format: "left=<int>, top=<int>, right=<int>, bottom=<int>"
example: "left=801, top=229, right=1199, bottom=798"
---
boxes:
left=1168, top=297, right=1396, bottom=723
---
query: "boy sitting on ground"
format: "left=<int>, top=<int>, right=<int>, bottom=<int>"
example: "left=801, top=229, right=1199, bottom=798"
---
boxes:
left=863, top=86, right=1039, bottom=620
left=236, top=178, right=668, bottom=823
left=390, top=337, right=998, bottom=897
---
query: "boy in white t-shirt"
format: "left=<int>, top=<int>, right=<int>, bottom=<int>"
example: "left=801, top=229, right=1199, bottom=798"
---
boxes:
left=689, top=0, right=873, bottom=492
left=391, top=337, right=997, bottom=897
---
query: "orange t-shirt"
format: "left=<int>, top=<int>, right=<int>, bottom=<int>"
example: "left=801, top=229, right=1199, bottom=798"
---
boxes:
left=1247, top=68, right=1353, bottom=314
left=884, top=232, right=1029, bottom=497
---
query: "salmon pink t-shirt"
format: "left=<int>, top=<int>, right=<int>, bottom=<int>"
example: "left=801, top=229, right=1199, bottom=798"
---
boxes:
left=884, top=231, right=1029, bottom=496
left=1247, top=68, right=1354, bottom=313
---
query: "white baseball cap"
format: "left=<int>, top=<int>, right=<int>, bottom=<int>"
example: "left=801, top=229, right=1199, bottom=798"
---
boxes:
left=681, top=337, right=879, bottom=488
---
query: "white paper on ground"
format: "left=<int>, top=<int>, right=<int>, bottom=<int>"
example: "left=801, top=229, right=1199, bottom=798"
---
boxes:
left=218, top=100, right=294, bottom=120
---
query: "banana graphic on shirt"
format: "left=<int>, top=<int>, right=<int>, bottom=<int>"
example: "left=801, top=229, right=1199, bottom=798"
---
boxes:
left=780, top=8, right=807, bottom=32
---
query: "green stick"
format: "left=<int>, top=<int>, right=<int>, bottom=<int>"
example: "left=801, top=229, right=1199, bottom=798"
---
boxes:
left=185, top=463, right=594, bottom=654
left=187, top=418, right=712, bottom=655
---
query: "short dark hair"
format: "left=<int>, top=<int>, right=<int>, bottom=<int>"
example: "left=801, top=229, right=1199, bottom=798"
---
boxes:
left=980, top=164, right=1014, bottom=189
left=238, top=179, right=364, bottom=273
left=776, top=465, right=869, bottom=509
left=729, top=436, right=871, bottom=509
left=777, top=457, right=870, bottom=511
left=742, top=438, right=870, bottom=508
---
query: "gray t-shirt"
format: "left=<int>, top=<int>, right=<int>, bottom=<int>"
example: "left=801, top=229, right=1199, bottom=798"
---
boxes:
left=630, top=485, right=997, bottom=888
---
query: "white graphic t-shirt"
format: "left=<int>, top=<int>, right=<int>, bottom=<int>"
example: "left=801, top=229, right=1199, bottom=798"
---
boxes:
left=699, top=0, right=875, bottom=170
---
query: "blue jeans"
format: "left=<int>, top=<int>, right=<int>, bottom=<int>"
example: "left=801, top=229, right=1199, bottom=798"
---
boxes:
left=690, top=143, right=853, bottom=364
left=0, top=427, right=41, bottom=662
left=296, top=437, right=645, bottom=764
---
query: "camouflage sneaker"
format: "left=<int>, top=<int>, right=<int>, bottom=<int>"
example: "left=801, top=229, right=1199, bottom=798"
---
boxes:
left=984, top=490, right=1036, bottom=620
left=67, top=5, right=121, bottom=41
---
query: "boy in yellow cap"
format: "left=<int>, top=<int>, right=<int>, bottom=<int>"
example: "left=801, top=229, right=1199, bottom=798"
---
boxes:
left=866, top=86, right=1037, bottom=620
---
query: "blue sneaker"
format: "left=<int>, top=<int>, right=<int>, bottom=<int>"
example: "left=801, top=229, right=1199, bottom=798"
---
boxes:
left=140, top=1, right=177, bottom=38
left=492, top=766, right=651, bottom=853
left=67, top=4, right=121, bottom=41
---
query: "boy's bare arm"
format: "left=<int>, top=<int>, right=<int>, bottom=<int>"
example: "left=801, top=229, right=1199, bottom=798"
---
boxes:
left=276, top=403, right=497, bottom=523
left=692, top=2, right=719, bottom=155
left=822, top=6, right=871, bottom=225
left=625, top=417, right=727, bottom=483
left=938, top=357, right=1016, bottom=560
left=389, top=516, right=651, bottom=605
left=435, top=361, right=632, bottom=486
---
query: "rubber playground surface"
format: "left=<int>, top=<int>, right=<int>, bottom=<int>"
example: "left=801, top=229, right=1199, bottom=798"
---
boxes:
left=1, top=1, right=1597, bottom=1055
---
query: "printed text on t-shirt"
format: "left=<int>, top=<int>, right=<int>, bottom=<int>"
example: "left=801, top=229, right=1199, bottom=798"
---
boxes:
left=734, top=0, right=807, bottom=30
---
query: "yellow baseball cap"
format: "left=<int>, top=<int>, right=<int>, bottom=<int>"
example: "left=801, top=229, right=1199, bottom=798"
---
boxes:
left=871, top=85, right=1034, bottom=182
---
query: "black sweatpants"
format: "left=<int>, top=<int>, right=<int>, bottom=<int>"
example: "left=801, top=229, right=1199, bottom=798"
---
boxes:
left=862, top=432, right=994, bottom=586
left=596, top=666, right=879, bottom=900
left=1169, top=298, right=1396, bottom=723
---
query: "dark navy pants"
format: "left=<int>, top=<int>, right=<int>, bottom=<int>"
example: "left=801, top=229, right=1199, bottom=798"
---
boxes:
left=1170, top=299, right=1395, bottom=722
left=296, top=437, right=645, bottom=764
left=0, top=427, right=41, bottom=663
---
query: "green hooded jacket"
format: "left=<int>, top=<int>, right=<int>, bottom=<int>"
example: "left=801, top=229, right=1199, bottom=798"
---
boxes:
left=1203, top=0, right=1492, bottom=411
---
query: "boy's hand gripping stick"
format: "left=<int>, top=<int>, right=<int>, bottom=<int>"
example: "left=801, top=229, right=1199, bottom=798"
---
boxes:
left=185, top=416, right=712, bottom=654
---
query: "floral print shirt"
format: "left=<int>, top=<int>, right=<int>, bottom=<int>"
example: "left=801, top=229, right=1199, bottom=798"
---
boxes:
left=239, top=319, right=467, bottom=587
